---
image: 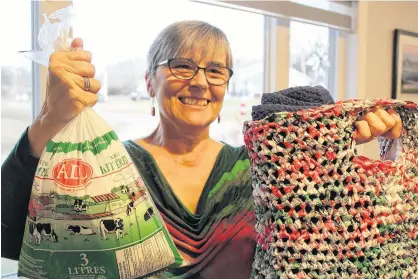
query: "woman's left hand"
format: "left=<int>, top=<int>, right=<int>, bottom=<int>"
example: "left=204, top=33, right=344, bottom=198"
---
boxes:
left=354, top=107, right=402, bottom=144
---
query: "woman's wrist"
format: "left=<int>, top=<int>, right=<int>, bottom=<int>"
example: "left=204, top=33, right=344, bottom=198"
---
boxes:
left=28, top=111, right=63, bottom=158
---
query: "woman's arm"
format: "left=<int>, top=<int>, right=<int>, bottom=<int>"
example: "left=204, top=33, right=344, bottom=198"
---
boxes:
left=1, top=38, right=99, bottom=261
left=1, top=128, right=39, bottom=260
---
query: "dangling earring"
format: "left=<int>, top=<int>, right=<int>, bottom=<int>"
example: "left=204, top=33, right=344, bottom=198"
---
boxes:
left=151, top=97, right=155, bottom=116
left=217, top=114, right=221, bottom=124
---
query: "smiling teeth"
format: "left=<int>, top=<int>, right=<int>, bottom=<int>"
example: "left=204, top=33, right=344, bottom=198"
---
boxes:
left=180, top=97, right=209, bottom=106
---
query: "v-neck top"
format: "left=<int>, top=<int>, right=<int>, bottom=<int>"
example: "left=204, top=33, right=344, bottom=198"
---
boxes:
left=123, top=140, right=256, bottom=279
left=129, top=140, right=227, bottom=217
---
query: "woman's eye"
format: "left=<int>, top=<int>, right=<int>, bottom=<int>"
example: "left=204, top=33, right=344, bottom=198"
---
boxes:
left=208, top=68, right=222, bottom=74
left=174, top=64, right=192, bottom=69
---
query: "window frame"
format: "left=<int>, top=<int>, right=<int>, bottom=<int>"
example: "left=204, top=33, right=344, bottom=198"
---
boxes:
left=31, top=0, right=42, bottom=119
left=328, top=28, right=339, bottom=99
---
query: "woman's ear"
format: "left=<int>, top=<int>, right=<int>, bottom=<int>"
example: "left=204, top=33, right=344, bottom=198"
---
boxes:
left=145, top=72, right=154, bottom=98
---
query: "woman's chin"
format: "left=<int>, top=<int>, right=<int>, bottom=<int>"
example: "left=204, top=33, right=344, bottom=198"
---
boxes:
left=172, top=103, right=218, bottom=128
left=180, top=115, right=214, bottom=128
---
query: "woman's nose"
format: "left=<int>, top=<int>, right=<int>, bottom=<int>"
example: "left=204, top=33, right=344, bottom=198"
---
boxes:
left=189, top=69, right=209, bottom=89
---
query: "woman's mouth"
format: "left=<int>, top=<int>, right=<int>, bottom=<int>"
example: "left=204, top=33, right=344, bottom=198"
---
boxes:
left=178, top=97, right=210, bottom=107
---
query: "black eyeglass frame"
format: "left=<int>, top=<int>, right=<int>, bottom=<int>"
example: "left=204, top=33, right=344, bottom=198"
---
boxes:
left=156, top=58, right=233, bottom=86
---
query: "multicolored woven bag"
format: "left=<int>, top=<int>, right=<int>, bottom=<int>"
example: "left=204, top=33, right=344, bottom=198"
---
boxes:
left=243, top=99, right=418, bottom=279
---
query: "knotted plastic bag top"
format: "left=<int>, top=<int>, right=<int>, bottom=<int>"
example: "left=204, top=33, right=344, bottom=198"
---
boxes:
left=243, top=99, right=418, bottom=279
left=21, top=4, right=74, bottom=66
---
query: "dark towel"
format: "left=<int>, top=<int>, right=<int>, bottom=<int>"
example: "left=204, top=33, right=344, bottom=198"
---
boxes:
left=252, top=85, right=335, bottom=121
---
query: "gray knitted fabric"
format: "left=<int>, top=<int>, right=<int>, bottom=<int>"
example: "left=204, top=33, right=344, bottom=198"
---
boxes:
left=252, top=85, right=335, bottom=121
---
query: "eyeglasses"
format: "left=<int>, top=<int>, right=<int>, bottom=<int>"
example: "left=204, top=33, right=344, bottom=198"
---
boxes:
left=157, top=58, right=233, bottom=86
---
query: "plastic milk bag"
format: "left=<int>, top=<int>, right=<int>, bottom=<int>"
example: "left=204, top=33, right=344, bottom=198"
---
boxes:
left=17, top=5, right=182, bottom=279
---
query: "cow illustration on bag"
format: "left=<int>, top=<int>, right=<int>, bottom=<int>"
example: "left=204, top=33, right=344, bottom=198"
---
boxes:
left=72, top=199, right=88, bottom=213
left=99, top=218, right=124, bottom=240
left=144, top=207, right=155, bottom=221
left=66, top=224, right=96, bottom=235
left=28, top=219, right=59, bottom=245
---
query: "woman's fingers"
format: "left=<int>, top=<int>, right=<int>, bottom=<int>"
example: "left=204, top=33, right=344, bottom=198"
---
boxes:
left=73, top=75, right=101, bottom=93
left=382, top=108, right=403, bottom=139
left=67, top=50, right=92, bottom=63
left=354, top=110, right=389, bottom=144
left=69, top=85, right=99, bottom=107
left=71, top=38, right=84, bottom=50
left=354, top=106, right=403, bottom=144
left=67, top=60, right=95, bottom=78
left=49, top=51, right=95, bottom=77
left=354, top=120, right=372, bottom=144
left=362, top=111, right=386, bottom=137
left=81, top=90, right=99, bottom=107
left=372, top=107, right=396, bottom=131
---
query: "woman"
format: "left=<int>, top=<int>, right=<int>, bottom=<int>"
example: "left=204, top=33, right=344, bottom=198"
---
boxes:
left=1, top=21, right=402, bottom=278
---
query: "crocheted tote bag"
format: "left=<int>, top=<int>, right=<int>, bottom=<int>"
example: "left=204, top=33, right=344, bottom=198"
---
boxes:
left=243, top=99, right=418, bottom=279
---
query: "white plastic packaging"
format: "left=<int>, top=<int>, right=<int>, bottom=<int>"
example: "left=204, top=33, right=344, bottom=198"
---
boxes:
left=18, top=5, right=182, bottom=279
left=22, top=5, right=74, bottom=66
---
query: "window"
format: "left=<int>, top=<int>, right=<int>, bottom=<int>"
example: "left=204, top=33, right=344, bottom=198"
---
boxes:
left=289, top=20, right=335, bottom=91
left=1, top=2, right=33, bottom=165
left=73, top=0, right=265, bottom=146
left=1, top=1, right=32, bottom=276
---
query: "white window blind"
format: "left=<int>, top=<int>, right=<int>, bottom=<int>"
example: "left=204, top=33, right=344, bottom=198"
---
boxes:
left=192, top=0, right=354, bottom=31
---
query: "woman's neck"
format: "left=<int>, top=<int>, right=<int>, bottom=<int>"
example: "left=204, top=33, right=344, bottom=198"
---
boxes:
left=145, top=122, right=216, bottom=167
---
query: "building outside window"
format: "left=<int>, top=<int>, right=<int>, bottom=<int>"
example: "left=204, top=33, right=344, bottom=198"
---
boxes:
left=289, top=20, right=334, bottom=91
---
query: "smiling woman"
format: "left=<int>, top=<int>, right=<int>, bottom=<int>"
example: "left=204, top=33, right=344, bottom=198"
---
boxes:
left=144, top=21, right=234, bottom=130
left=1, top=18, right=259, bottom=278
left=71, top=0, right=265, bottom=145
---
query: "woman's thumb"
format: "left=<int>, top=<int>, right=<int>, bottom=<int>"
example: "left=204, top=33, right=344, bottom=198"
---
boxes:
left=71, top=38, right=84, bottom=50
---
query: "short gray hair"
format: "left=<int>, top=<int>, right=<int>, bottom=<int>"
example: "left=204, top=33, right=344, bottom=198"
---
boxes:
left=147, top=20, right=233, bottom=76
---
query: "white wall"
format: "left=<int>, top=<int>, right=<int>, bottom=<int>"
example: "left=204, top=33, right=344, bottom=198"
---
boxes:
left=350, top=1, right=418, bottom=159
left=364, top=1, right=418, bottom=102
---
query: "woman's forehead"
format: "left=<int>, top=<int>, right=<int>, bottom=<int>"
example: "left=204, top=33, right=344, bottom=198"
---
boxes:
left=177, top=49, right=227, bottom=67
left=175, top=40, right=229, bottom=67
